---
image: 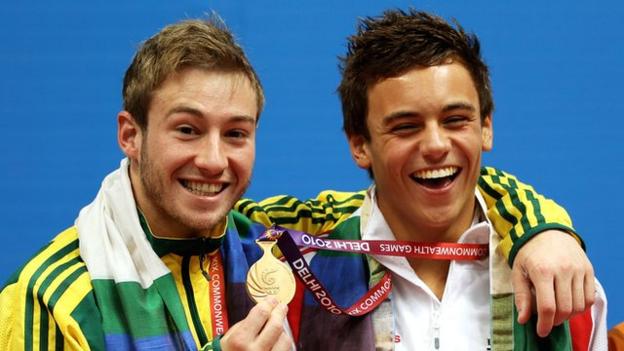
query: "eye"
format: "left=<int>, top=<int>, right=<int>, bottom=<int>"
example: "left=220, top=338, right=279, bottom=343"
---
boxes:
left=444, top=115, right=469, bottom=128
left=391, top=123, right=421, bottom=134
left=225, top=129, right=249, bottom=139
left=176, top=125, right=197, bottom=135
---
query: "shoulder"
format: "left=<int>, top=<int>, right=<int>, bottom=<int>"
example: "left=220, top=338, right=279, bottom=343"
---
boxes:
left=326, top=215, right=362, bottom=240
left=3, top=226, right=87, bottom=288
left=1, top=226, right=94, bottom=310
left=236, top=190, right=366, bottom=213
left=0, top=226, right=100, bottom=348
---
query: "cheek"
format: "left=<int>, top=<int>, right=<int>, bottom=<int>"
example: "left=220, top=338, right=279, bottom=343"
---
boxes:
left=231, top=147, right=255, bottom=177
left=456, top=133, right=484, bottom=160
left=385, top=141, right=413, bottom=165
left=371, top=144, right=406, bottom=177
left=152, top=141, right=193, bottom=172
left=464, top=146, right=484, bottom=175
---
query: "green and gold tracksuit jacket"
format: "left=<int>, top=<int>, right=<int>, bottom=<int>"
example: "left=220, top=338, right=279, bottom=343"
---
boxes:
left=0, top=167, right=579, bottom=350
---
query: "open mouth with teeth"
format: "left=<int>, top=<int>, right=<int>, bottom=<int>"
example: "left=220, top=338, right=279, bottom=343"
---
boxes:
left=180, top=180, right=226, bottom=196
left=411, top=166, right=460, bottom=189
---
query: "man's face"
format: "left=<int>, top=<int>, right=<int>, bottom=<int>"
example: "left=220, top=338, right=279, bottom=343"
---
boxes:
left=349, top=62, right=492, bottom=241
left=124, top=68, right=257, bottom=237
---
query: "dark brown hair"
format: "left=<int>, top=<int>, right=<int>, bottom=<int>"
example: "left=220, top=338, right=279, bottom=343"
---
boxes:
left=338, top=9, right=493, bottom=139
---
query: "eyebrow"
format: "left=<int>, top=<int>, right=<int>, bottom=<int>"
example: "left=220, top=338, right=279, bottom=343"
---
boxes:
left=382, top=102, right=477, bottom=125
left=382, top=110, right=420, bottom=126
left=442, top=102, right=476, bottom=113
left=166, top=106, right=256, bottom=124
left=229, top=115, right=257, bottom=124
left=166, top=106, right=203, bottom=119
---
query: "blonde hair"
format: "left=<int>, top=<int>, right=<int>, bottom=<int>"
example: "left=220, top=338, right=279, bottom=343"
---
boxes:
left=122, top=18, right=264, bottom=129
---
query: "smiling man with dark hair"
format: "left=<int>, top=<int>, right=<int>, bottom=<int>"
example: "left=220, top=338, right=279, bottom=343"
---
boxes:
left=237, top=9, right=607, bottom=350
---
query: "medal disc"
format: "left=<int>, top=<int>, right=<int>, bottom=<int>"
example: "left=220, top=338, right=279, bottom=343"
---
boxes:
left=246, top=240, right=296, bottom=304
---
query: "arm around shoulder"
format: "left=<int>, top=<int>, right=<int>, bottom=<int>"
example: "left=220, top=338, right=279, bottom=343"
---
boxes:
left=234, top=190, right=366, bottom=234
left=477, top=166, right=581, bottom=265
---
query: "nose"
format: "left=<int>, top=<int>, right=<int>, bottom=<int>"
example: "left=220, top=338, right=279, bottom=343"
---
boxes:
left=195, top=133, right=228, bottom=175
left=421, top=124, right=450, bottom=161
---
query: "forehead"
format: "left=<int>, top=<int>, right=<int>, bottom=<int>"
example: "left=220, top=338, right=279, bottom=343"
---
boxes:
left=366, top=63, right=479, bottom=119
left=148, top=68, right=259, bottom=121
left=155, top=68, right=254, bottom=98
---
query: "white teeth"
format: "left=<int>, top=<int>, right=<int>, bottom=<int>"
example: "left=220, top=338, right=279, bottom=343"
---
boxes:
left=184, top=181, right=223, bottom=195
left=414, top=167, right=458, bottom=179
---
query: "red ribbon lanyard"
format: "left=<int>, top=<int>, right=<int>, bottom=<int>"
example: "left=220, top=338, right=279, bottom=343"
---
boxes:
left=266, top=226, right=489, bottom=316
left=299, top=235, right=488, bottom=260
left=207, top=252, right=229, bottom=336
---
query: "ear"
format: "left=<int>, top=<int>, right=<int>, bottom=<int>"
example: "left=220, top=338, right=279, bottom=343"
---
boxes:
left=481, top=115, right=493, bottom=151
left=117, top=111, right=143, bottom=160
left=348, top=134, right=372, bottom=170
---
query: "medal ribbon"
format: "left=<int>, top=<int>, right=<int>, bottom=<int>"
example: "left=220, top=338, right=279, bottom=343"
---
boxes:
left=207, top=252, right=229, bottom=337
left=262, top=225, right=488, bottom=316
left=271, top=226, right=488, bottom=260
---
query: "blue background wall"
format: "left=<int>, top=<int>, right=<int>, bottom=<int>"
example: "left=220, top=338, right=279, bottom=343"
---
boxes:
left=1, top=1, right=622, bottom=328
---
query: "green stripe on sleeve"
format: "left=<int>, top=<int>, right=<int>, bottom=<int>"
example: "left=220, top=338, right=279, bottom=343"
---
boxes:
left=47, top=266, right=88, bottom=314
left=36, top=257, right=83, bottom=351
left=38, top=308, right=49, bottom=351
left=24, top=240, right=79, bottom=351
left=54, top=324, right=64, bottom=351
left=54, top=325, right=65, bottom=351
left=478, top=176, right=520, bottom=241
left=501, top=177, right=533, bottom=235
left=524, top=190, right=546, bottom=225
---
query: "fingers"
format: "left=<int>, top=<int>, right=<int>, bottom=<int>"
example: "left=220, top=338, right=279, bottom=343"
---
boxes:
left=511, top=255, right=557, bottom=336
left=242, top=297, right=281, bottom=337
left=511, top=264, right=532, bottom=325
left=256, top=303, right=289, bottom=350
left=553, top=258, right=595, bottom=327
left=552, top=268, right=573, bottom=327
left=570, top=273, right=586, bottom=316
left=271, top=330, right=294, bottom=351
left=583, top=264, right=596, bottom=308
left=511, top=230, right=599, bottom=337
left=527, top=261, right=597, bottom=337
left=220, top=297, right=292, bottom=351
left=530, top=268, right=556, bottom=338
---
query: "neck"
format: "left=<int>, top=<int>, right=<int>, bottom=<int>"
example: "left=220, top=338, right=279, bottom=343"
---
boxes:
left=374, top=193, right=479, bottom=300
left=382, top=205, right=476, bottom=244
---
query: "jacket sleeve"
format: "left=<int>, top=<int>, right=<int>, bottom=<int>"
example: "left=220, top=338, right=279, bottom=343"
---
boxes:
left=478, top=166, right=580, bottom=265
left=234, top=190, right=366, bottom=235
left=0, top=274, right=94, bottom=351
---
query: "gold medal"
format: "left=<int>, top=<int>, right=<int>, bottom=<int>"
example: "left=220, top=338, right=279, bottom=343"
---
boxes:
left=246, top=240, right=296, bottom=304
